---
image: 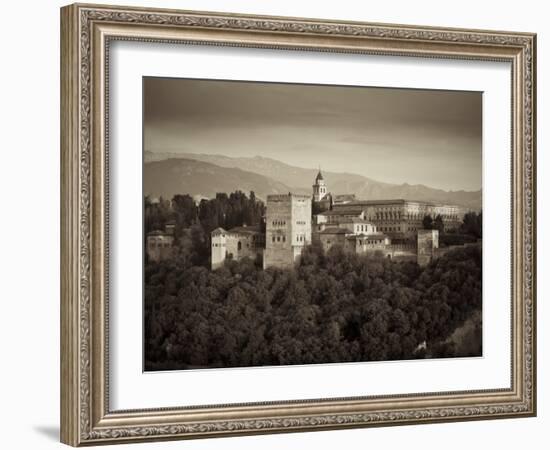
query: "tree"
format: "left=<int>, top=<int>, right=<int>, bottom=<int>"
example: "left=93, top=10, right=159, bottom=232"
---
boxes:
left=433, top=214, right=445, bottom=233
left=460, top=211, right=482, bottom=239
left=144, top=229, right=482, bottom=370
left=189, top=224, right=209, bottom=266
left=422, top=214, right=433, bottom=230
left=422, top=214, right=444, bottom=233
left=144, top=195, right=173, bottom=235
left=172, top=194, right=198, bottom=230
left=193, top=190, right=265, bottom=234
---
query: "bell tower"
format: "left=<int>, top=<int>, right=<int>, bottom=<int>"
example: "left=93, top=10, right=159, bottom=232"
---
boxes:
left=312, top=169, right=327, bottom=202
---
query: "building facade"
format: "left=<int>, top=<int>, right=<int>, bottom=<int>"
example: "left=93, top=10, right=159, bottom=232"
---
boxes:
left=263, top=194, right=312, bottom=269
left=210, top=225, right=264, bottom=270
left=146, top=228, right=174, bottom=262
left=329, top=199, right=462, bottom=239
left=417, top=229, right=440, bottom=266
left=209, top=170, right=467, bottom=270
left=312, top=170, right=328, bottom=202
left=312, top=170, right=332, bottom=212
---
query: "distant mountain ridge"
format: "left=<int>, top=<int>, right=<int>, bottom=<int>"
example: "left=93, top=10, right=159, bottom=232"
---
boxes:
left=144, top=158, right=305, bottom=201
left=144, top=151, right=482, bottom=211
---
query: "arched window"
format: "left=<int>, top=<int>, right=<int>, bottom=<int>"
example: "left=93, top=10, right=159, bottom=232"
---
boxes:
left=237, top=241, right=242, bottom=251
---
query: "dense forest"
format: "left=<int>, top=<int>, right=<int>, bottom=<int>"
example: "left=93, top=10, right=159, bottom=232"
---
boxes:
left=145, top=191, right=265, bottom=266
left=145, top=191, right=265, bottom=235
left=144, top=191, right=482, bottom=370
left=144, top=242, right=482, bottom=370
left=423, top=211, right=482, bottom=247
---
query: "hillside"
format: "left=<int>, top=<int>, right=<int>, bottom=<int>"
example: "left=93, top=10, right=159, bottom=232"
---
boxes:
left=145, top=151, right=482, bottom=210
left=144, top=158, right=302, bottom=201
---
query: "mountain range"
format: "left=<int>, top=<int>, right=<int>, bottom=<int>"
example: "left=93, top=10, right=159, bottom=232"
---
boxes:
left=144, top=151, right=482, bottom=211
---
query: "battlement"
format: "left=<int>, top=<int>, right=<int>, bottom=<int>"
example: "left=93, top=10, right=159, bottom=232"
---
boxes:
left=267, top=193, right=311, bottom=202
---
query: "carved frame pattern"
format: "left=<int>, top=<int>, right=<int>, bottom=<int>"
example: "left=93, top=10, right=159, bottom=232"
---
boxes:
left=60, top=3, right=536, bottom=446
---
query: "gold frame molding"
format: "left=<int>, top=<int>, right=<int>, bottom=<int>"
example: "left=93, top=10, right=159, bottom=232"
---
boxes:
left=60, top=2, right=537, bottom=446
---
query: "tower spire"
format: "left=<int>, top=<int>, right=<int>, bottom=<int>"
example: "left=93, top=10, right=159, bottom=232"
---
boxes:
left=313, top=165, right=326, bottom=202
left=315, top=166, right=324, bottom=182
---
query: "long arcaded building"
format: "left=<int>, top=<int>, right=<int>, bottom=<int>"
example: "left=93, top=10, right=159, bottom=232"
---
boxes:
left=210, top=170, right=466, bottom=270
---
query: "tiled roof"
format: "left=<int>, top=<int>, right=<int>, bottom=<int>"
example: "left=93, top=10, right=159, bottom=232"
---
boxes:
left=386, top=232, right=407, bottom=239
left=319, top=227, right=349, bottom=235
left=334, top=199, right=452, bottom=207
left=147, top=230, right=170, bottom=236
left=345, top=199, right=408, bottom=206
left=338, top=218, right=372, bottom=224
left=318, top=209, right=363, bottom=216
left=347, top=233, right=387, bottom=241
left=334, top=194, right=356, bottom=201
left=227, top=225, right=262, bottom=234
left=363, top=233, right=387, bottom=240
left=267, top=193, right=311, bottom=201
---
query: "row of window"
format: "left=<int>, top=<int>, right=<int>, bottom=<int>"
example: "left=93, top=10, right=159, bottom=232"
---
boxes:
left=358, top=240, right=383, bottom=245
left=272, top=220, right=309, bottom=226
left=379, top=225, right=442, bottom=232
left=355, top=224, right=373, bottom=232
left=373, top=206, right=456, bottom=213
left=149, top=242, right=171, bottom=248
left=380, top=226, right=400, bottom=232
left=270, top=235, right=307, bottom=243
left=373, top=212, right=458, bottom=221
left=212, top=242, right=251, bottom=250
left=324, top=239, right=383, bottom=247
left=376, top=212, right=404, bottom=220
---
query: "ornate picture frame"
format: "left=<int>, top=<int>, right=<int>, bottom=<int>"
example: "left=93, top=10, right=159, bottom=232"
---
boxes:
left=60, top=3, right=536, bottom=446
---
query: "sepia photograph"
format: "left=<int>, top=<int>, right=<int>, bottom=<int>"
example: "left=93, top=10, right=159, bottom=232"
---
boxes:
left=57, top=3, right=537, bottom=445
left=143, top=77, right=483, bottom=371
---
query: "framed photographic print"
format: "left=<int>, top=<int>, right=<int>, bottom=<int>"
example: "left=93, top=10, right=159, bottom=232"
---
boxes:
left=60, top=3, right=537, bottom=446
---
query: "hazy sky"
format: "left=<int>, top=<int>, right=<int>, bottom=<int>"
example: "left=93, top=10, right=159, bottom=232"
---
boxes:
left=144, top=77, right=482, bottom=191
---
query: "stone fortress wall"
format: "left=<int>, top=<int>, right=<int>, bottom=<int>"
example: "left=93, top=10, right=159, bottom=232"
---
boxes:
left=211, top=226, right=264, bottom=270
left=209, top=170, right=474, bottom=270
left=263, top=194, right=312, bottom=269
left=146, top=223, right=175, bottom=262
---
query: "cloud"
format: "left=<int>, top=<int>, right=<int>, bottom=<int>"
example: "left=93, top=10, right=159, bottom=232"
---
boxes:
left=144, top=77, right=482, bottom=191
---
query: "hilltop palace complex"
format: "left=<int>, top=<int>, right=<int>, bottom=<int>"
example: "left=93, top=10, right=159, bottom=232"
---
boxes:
left=207, top=170, right=466, bottom=270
